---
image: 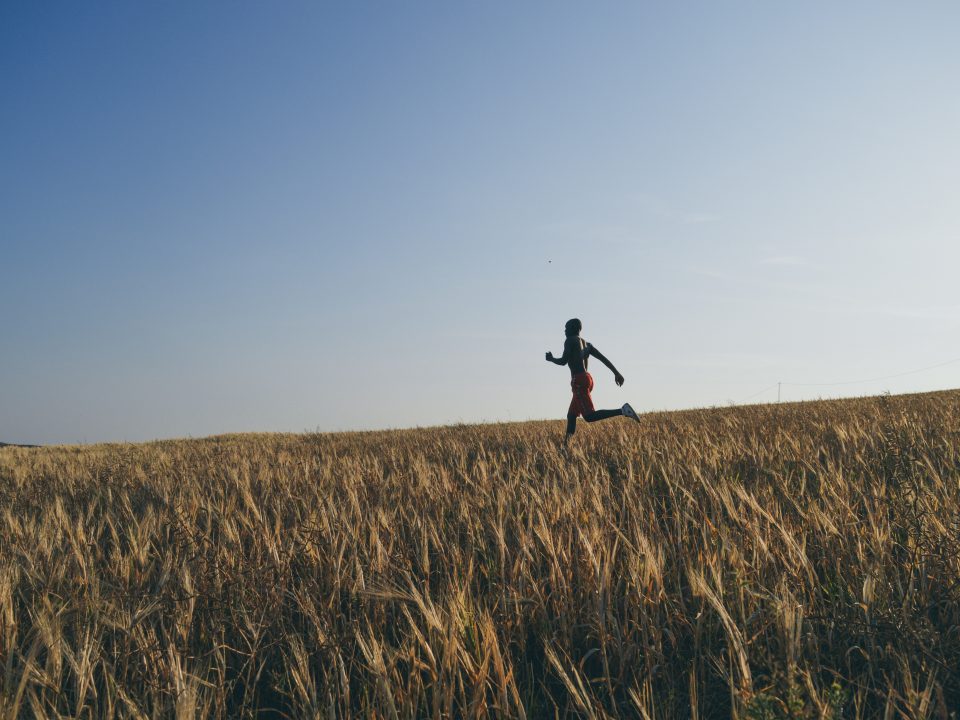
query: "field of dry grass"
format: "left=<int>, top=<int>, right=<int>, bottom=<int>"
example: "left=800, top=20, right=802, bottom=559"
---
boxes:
left=2, top=390, right=959, bottom=718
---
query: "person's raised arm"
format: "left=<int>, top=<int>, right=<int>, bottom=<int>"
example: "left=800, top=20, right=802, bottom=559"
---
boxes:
left=586, top=343, right=625, bottom=386
left=545, top=349, right=566, bottom=365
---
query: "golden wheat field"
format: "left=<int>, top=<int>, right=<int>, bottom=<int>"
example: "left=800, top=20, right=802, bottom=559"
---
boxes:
left=1, top=390, right=959, bottom=719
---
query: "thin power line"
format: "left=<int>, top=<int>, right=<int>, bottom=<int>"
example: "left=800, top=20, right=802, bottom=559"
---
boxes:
left=741, top=384, right=779, bottom=401
left=782, top=356, right=960, bottom=387
left=740, top=355, right=960, bottom=403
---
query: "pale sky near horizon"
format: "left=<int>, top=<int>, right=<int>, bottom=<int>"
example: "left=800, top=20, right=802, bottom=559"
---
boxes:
left=2, top=2, right=959, bottom=445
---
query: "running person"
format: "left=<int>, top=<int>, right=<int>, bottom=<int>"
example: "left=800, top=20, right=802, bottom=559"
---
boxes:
left=545, top=318, right=640, bottom=445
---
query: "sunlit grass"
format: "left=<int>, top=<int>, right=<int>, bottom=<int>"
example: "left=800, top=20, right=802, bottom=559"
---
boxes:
left=1, top=390, right=958, bottom=718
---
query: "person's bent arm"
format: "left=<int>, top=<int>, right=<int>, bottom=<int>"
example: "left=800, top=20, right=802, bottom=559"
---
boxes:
left=586, top=344, right=625, bottom=386
left=547, top=337, right=580, bottom=365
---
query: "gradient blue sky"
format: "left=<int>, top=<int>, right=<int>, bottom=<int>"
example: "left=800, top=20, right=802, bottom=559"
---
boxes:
left=2, top=2, right=959, bottom=444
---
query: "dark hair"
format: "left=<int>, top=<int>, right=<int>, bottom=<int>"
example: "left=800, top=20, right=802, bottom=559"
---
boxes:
left=565, top=318, right=582, bottom=336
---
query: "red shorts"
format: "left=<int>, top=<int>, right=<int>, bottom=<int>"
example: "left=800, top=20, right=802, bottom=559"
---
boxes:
left=568, top=372, right=595, bottom=417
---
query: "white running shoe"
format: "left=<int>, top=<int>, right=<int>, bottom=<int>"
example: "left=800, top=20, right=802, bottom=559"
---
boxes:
left=622, top=403, right=641, bottom=423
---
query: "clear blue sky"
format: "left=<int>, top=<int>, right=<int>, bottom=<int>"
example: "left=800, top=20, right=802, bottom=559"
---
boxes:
left=2, top=2, right=958, bottom=444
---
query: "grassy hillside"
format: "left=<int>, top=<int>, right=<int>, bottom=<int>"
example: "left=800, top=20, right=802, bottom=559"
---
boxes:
left=2, top=391, right=959, bottom=718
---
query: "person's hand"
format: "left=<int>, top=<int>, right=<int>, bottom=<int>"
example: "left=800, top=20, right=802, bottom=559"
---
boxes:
left=614, top=372, right=625, bottom=387
left=546, top=351, right=554, bottom=362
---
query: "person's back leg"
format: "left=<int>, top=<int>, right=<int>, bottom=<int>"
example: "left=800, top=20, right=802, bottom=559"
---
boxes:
left=583, top=408, right=622, bottom=422
left=584, top=404, right=641, bottom=423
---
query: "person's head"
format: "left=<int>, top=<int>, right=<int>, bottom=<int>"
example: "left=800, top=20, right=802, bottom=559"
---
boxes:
left=565, top=318, right=582, bottom=337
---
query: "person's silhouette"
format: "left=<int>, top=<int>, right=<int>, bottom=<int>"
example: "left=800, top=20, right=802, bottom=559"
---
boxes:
left=545, top=318, right=640, bottom=445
